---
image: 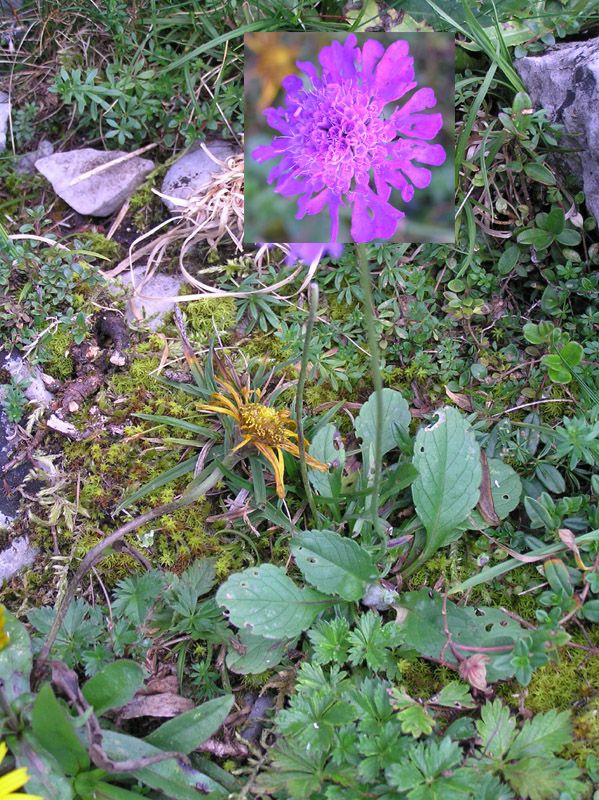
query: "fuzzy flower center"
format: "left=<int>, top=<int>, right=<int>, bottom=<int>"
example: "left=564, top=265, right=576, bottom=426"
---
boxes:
left=238, top=403, right=291, bottom=446
left=289, top=82, right=393, bottom=194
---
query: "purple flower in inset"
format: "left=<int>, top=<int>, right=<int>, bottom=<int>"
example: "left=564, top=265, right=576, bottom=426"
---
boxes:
left=251, top=34, right=446, bottom=244
left=286, top=243, right=344, bottom=264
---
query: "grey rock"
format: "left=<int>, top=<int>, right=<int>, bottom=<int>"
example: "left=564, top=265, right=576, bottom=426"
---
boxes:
left=2, top=351, right=54, bottom=407
left=161, top=139, right=235, bottom=212
left=16, top=138, right=54, bottom=174
left=35, top=148, right=154, bottom=216
left=0, top=536, right=37, bottom=583
left=515, top=38, right=599, bottom=223
left=109, top=266, right=183, bottom=331
left=0, top=91, right=10, bottom=152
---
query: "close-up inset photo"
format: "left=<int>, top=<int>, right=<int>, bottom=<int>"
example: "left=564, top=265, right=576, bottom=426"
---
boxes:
left=245, top=32, right=455, bottom=244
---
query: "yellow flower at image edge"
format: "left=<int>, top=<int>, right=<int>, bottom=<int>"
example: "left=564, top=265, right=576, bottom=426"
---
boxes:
left=0, top=606, right=8, bottom=652
left=197, top=379, right=328, bottom=498
left=0, top=743, right=43, bottom=800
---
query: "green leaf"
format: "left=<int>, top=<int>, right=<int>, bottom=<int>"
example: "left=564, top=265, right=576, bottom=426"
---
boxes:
left=507, top=709, right=571, bottom=760
left=410, top=407, right=481, bottom=570
left=216, top=564, right=335, bottom=639
left=0, top=608, right=32, bottom=705
left=523, top=162, right=555, bottom=185
left=397, top=704, right=435, bottom=737
left=534, top=463, right=565, bottom=494
left=524, top=496, right=555, bottom=530
left=7, top=731, right=73, bottom=800
left=543, top=558, right=573, bottom=597
left=32, top=684, right=90, bottom=775
left=307, top=424, right=345, bottom=498
left=497, top=244, right=520, bottom=275
left=559, top=341, right=584, bottom=368
left=290, top=529, right=378, bottom=601
left=144, top=695, right=234, bottom=751
left=100, top=730, right=227, bottom=800
left=225, top=629, right=287, bottom=674
left=516, top=228, right=554, bottom=249
left=465, top=457, right=522, bottom=529
left=355, top=388, right=410, bottom=466
left=556, top=228, right=582, bottom=246
left=581, top=599, right=599, bottom=622
left=542, top=354, right=572, bottom=383
left=397, top=591, right=526, bottom=681
left=476, top=700, right=516, bottom=758
left=503, top=756, right=576, bottom=800
left=433, top=681, right=475, bottom=709
left=539, top=208, right=564, bottom=234
left=82, top=660, right=145, bottom=716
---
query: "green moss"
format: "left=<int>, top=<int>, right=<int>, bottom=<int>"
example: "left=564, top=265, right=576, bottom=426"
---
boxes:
left=180, top=294, right=237, bottom=343
left=240, top=331, right=293, bottom=363
left=84, top=232, right=122, bottom=266
left=43, top=329, right=74, bottom=380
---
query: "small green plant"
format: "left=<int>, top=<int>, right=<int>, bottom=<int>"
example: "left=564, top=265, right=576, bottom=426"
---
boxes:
left=1, top=375, right=29, bottom=423
left=0, top=606, right=236, bottom=800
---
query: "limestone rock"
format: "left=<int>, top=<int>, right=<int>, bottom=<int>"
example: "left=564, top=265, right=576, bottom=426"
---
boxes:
left=16, top=138, right=53, bottom=174
left=109, top=266, right=183, bottom=331
left=35, top=148, right=154, bottom=216
left=515, top=38, right=599, bottom=223
left=0, top=91, right=9, bottom=152
left=161, top=138, right=235, bottom=212
left=0, top=536, right=37, bottom=583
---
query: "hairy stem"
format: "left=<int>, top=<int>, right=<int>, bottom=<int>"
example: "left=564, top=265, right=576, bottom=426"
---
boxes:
left=357, top=243, right=383, bottom=534
left=296, top=282, right=321, bottom=523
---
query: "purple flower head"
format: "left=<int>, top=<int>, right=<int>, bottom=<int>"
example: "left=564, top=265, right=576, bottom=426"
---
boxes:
left=252, top=34, right=446, bottom=244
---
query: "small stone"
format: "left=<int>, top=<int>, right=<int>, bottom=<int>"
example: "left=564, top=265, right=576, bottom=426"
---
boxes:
left=35, top=148, right=155, bottom=216
left=161, top=138, right=236, bottom=212
left=0, top=91, right=10, bottom=153
left=108, top=266, right=183, bottom=331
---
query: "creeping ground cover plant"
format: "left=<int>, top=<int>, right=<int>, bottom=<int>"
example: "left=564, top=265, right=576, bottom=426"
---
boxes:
left=250, top=33, right=448, bottom=243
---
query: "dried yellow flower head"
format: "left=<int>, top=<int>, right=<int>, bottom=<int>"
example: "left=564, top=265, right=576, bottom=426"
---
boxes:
left=197, top=379, right=327, bottom=498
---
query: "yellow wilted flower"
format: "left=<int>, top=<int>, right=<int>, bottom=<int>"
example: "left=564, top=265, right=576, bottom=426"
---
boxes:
left=0, top=742, right=43, bottom=800
left=197, top=378, right=328, bottom=499
left=0, top=606, right=8, bottom=652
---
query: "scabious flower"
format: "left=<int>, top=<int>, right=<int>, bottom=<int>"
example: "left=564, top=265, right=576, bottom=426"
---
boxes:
left=196, top=378, right=328, bottom=499
left=252, top=34, right=446, bottom=244
left=0, top=741, right=43, bottom=800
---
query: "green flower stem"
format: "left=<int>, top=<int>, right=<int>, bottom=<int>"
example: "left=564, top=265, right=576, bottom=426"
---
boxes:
left=32, top=458, right=237, bottom=688
left=296, top=282, right=320, bottom=523
left=357, top=243, right=383, bottom=534
left=0, top=681, right=19, bottom=732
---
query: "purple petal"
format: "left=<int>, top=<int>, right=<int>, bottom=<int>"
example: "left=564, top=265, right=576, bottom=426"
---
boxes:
left=360, top=39, right=384, bottom=81
left=252, top=142, right=286, bottom=164
left=350, top=187, right=404, bottom=243
left=281, top=74, right=303, bottom=93
left=286, top=243, right=344, bottom=264
left=373, top=40, right=415, bottom=102
left=297, top=60, right=321, bottom=88
left=319, top=35, right=358, bottom=82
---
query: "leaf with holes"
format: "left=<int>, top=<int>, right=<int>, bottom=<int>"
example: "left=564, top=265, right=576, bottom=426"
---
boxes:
left=465, top=458, right=522, bottom=530
left=216, top=564, right=335, bottom=639
left=355, top=388, right=410, bottom=469
left=307, top=424, right=345, bottom=498
left=408, top=407, right=481, bottom=573
left=397, top=590, right=528, bottom=682
left=290, top=529, right=379, bottom=601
